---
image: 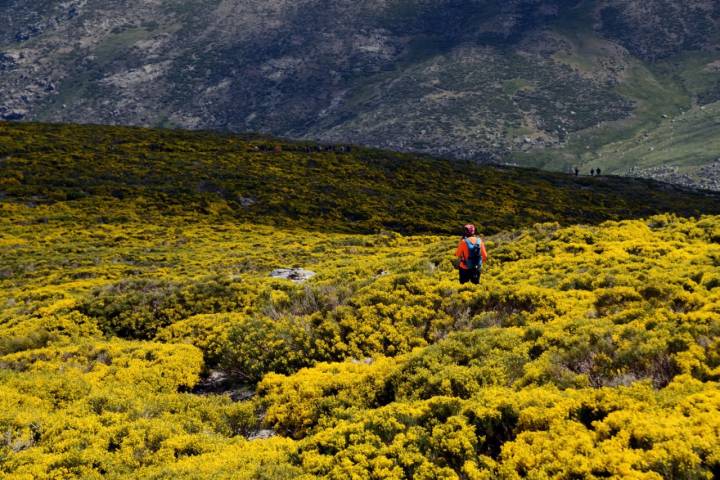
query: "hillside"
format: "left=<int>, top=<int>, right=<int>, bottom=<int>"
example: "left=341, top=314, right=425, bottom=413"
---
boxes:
left=1, top=0, right=719, bottom=178
left=592, top=102, right=720, bottom=190
left=514, top=49, right=720, bottom=188
left=2, top=122, right=720, bottom=235
left=1, top=123, right=720, bottom=479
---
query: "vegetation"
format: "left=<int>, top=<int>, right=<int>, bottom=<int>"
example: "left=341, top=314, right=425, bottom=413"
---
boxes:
left=1, top=123, right=719, bottom=478
left=589, top=102, right=720, bottom=176
left=514, top=38, right=720, bottom=178
left=2, top=122, right=720, bottom=235
left=4, top=0, right=719, bottom=177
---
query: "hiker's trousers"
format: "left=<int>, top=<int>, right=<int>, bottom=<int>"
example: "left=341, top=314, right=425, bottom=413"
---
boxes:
left=459, top=267, right=480, bottom=285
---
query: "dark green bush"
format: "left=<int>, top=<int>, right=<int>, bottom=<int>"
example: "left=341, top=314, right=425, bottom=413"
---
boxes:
left=221, top=316, right=315, bottom=382
left=78, top=276, right=245, bottom=339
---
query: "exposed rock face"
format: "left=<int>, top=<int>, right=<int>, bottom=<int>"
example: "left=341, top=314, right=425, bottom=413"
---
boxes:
left=627, top=160, right=720, bottom=192
left=247, top=429, right=275, bottom=440
left=0, top=1, right=718, bottom=164
left=597, top=0, right=720, bottom=60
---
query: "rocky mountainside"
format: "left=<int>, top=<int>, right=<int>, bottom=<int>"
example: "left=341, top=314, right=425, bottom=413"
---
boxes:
left=1, top=0, right=719, bottom=180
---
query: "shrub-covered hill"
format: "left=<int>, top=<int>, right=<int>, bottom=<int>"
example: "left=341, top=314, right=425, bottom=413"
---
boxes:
left=2, top=122, right=720, bottom=234
left=1, top=181, right=720, bottom=478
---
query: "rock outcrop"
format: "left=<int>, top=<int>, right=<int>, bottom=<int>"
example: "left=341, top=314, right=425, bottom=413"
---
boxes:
left=269, top=268, right=316, bottom=283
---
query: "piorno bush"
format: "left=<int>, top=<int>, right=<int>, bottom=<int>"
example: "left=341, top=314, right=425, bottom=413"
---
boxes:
left=3, top=151, right=720, bottom=480
left=77, top=279, right=183, bottom=339
left=77, top=276, right=247, bottom=339
left=221, top=316, right=316, bottom=383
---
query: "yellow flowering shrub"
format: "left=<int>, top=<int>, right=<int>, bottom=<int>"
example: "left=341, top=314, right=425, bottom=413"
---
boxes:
left=1, top=122, right=720, bottom=478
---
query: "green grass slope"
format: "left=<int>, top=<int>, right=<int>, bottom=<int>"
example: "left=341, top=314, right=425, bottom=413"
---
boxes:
left=512, top=45, right=720, bottom=183
left=590, top=102, right=720, bottom=185
left=2, top=122, right=720, bottom=235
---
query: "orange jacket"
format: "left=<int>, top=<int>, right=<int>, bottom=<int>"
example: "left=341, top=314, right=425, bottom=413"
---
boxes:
left=455, top=236, right=487, bottom=270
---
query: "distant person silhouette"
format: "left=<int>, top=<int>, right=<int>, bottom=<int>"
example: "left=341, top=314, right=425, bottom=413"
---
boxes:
left=591, top=169, right=595, bottom=176
left=574, top=167, right=579, bottom=176
left=596, top=168, right=602, bottom=176
left=455, top=224, right=487, bottom=285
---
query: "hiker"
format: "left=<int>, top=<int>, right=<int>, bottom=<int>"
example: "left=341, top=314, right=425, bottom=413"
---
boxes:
left=455, top=224, right=487, bottom=285
left=596, top=167, right=602, bottom=176
left=590, top=168, right=595, bottom=176
left=574, top=167, right=579, bottom=176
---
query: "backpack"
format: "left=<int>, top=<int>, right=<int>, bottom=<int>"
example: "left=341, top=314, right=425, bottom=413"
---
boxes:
left=464, top=238, right=483, bottom=271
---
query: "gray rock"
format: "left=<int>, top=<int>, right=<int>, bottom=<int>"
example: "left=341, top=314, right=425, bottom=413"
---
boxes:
left=205, top=370, right=229, bottom=385
left=237, top=196, right=256, bottom=207
left=626, top=163, right=720, bottom=192
left=229, top=388, right=256, bottom=402
left=351, top=357, right=374, bottom=365
left=269, top=268, right=316, bottom=283
left=248, top=429, right=275, bottom=441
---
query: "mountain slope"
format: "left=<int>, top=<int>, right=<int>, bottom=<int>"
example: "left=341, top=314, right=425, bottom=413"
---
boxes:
left=3, top=122, right=720, bottom=235
left=1, top=0, right=719, bottom=176
left=597, top=101, right=720, bottom=190
left=1, top=124, right=719, bottom=477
